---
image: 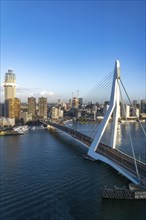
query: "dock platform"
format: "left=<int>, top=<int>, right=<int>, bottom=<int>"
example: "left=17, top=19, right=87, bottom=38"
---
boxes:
left=103, top=188, right=146, bottom=200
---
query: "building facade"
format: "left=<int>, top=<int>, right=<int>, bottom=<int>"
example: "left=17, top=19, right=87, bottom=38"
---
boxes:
left=51, top=107, right=64, bottom=119
left=4, top=69, right=17, bottom=117
left=38, top=97, right=47, bottom=119
left=5, top=98, right=21, bottom=119
left=20, top=112, right=32, bottom=123
left=28, top=97, right=36, bottom=117
left=72, top=97, right=79, bottom=109
left=121, top=104, right=130, bottom=119
left=141, top=100, right=146, bottom=113
left=78, top=98, right=83, bottom=108
left=0, top=117, right=15, bottom=127
left=4, top=69, right=16, bottom=100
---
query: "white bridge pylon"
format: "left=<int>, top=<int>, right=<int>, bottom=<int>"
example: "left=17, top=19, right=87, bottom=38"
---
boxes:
left=88, top=60, right=120, bottom=158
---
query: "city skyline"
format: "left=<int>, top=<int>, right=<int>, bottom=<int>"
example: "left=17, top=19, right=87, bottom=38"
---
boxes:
left=1, top=0, right=145, bottom=102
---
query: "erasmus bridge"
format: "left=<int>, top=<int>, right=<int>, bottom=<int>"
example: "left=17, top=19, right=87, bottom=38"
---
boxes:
left=46, top=61, right=146, bottom=186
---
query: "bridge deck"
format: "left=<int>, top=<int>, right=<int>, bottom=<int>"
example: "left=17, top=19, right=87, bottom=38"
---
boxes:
left=47, top=122, right=146, bottom=180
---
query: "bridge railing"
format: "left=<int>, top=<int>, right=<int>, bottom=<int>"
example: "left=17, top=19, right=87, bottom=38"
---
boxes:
left=48, top=121, right=93, bottom=146
left=97, top=143, right=146, bottom=178
left=47, top=121, right=146, bottom=179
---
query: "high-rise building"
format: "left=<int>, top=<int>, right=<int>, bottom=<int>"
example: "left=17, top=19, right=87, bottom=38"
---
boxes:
left=20, top=112, right=32, bottom=123
left=51, top=107, right=64, bottom=119
left=103, top=103, right=109, bottom=116
left=38, top=97, right=47, bottom=119
left=69, top=99, right=72, bottom=107
left=78, top=98, right=83, bottom=108
left=51, top=107, right=59, bottom=119
left=6, top=98, right=21, bottom=119
left=132, top=108, right=140, bottom=118
left=4, top=69, right=16, bottom=100
left=0, top=117, right=15, bottom=127
left=121, top=104, right=130, bottom=119
left=141, top=100, right=146, bottom=113
left=58, top=99, right=63, bottom=105
left=133, top=100, right=137, bottom=107
left=72, top=97, right=79, bottom=109
left=28, top=97, right=36, bottom=117
left=4, top=69, right=17, bottom=117
left=0, top=103, right=4, bottom=116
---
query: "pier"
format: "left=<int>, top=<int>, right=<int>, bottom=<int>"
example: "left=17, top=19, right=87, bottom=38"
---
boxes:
left=103, top=187, right=146, bottom=200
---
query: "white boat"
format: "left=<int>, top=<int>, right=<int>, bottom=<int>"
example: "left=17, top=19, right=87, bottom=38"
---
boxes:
left=13, top=126, right=29, bottom=133
left=30, top=126, right=35, bottom=130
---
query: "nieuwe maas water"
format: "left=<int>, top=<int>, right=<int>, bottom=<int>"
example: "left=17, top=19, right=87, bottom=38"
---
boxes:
left=0, top=122, right=146, bottom=220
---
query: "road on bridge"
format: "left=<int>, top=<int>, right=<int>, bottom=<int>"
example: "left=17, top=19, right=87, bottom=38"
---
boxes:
left=47, top=121, right=146, bottom=181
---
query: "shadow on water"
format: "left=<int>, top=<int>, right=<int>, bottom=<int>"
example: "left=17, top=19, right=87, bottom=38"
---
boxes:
left=48, top=129, right=88, bottom=155
left=48, top=128, right=131, bottom=187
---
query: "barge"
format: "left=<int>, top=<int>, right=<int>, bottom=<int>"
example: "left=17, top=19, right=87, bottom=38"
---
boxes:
left=103, top=183, right=146, bottom=200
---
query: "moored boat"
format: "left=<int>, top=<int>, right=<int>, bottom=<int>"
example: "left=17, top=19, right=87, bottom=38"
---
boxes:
left=13, top=125, right=29, bottom=132
left=0, top=129, right=24, bottom=136
left=83, top=154, right=96, bottom=162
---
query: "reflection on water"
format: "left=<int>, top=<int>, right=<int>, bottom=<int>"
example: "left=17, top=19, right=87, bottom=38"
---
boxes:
left=116, top=124, right=122, bottom=145
left=68, top=121, right=146, bottom=163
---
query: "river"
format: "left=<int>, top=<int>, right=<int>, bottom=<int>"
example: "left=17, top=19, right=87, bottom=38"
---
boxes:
left=0, top=122, right=146, bottom=220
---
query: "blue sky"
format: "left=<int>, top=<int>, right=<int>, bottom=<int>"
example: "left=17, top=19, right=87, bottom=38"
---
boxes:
left=1, top=0, right=145, bottom=102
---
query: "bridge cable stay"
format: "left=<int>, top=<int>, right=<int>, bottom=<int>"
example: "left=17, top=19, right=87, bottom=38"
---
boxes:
left=83, top=71, right=113, bottom=99
left=48, top=60, right=146, bottom=184
left=84, top=60, right=145, bottom=184
left=75, top=71, right=114, bottom=139
left=83, top=77, right=113, bottom=139
left=84, top=80, right=113, bottom=112
left=83, top=71, right=114, bottom=104
left=86, top=61, right=145, bottom=155
left=65, top=71, right=114, bottom=139
left=65, top=61, right=145, bottom=160
left=118, top=80, right=140, bottom=181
